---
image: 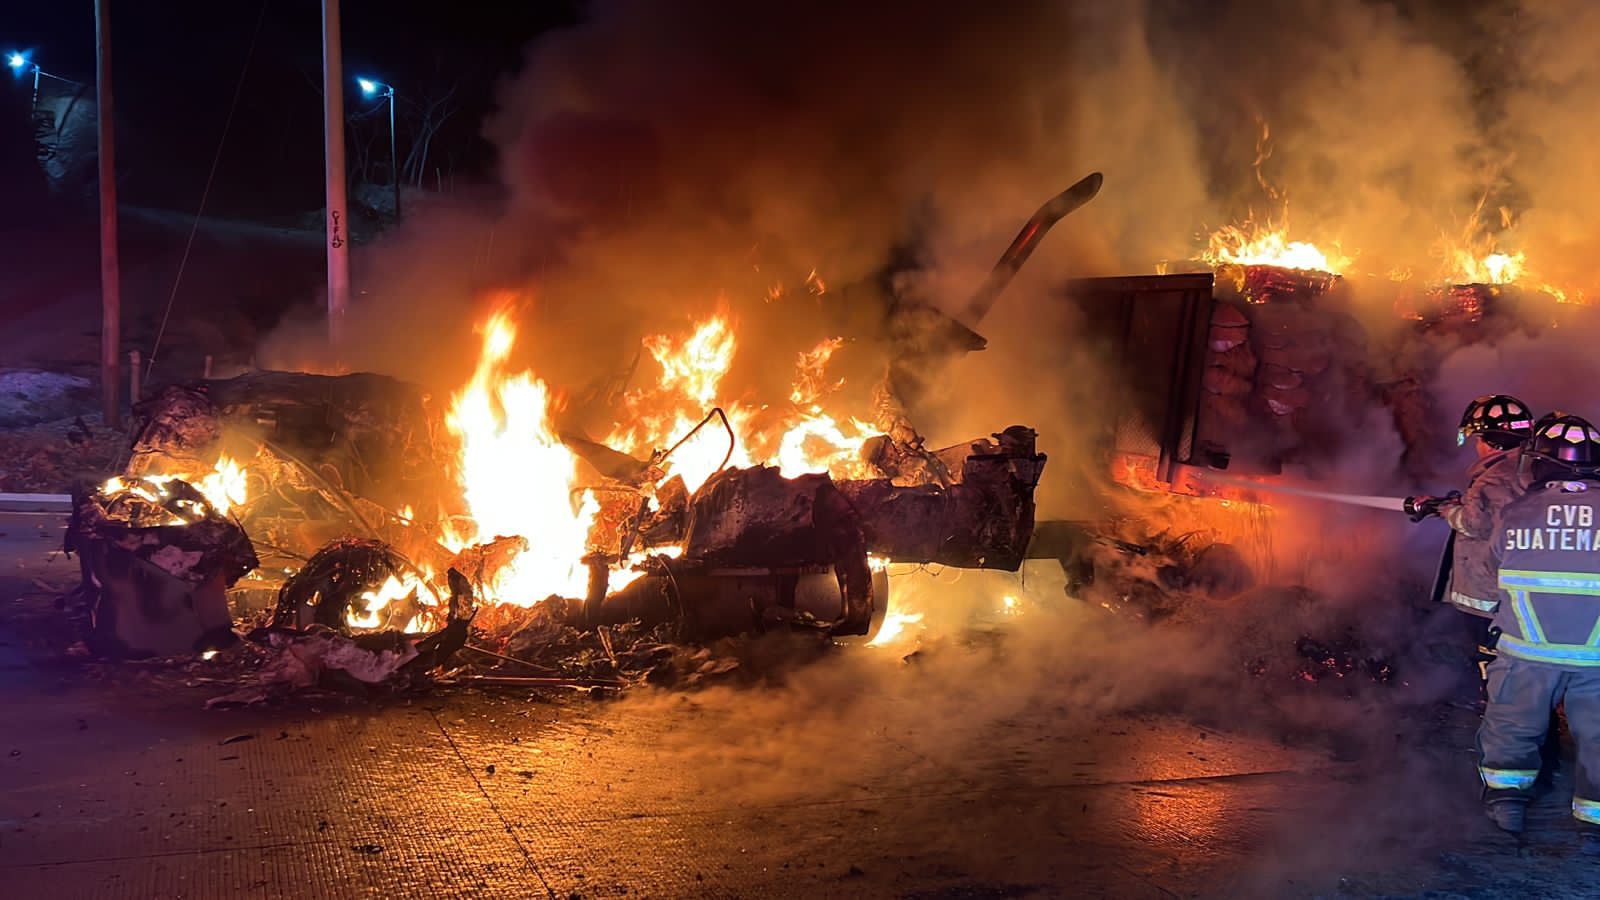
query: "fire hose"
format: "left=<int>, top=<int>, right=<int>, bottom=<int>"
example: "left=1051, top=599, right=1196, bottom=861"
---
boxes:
left=1195, top=471, right=1459, bottom=521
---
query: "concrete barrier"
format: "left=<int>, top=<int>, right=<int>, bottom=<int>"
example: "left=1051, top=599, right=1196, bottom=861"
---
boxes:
left=0, top=493, right=73, bottom=513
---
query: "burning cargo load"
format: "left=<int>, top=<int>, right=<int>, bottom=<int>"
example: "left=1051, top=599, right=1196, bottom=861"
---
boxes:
left=1098, top=250, right=1600, bottom=499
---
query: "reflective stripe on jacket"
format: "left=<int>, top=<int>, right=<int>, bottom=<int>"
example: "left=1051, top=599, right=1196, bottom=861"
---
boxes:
left=1492, top=481, right=1600, bottom=669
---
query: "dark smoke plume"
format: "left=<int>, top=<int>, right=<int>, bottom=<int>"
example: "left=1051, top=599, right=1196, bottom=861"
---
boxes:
left=250, top=6, right=1588, bottom=888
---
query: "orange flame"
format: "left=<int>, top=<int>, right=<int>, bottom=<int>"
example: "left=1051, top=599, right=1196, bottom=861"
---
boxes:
left=346, top=568, right=442, bottom=633
left=1201, top=221, right=1350, bottom=275
left=310, top=302, right=899, bottom=628
left=643, top=315, right=736, bottom=409
left=790, top=337, right=844, bottom=406
left=608, top=315, right=755, bottom=493
left=443, top=308, right=598, bottom=604
left=1448, top=249, right=1524, bottom=285
left=196, top=454, right=249, bottom=515
left=1200, top=121, right=1350, bottom=275
left=103, top=452, right=251, bottom=519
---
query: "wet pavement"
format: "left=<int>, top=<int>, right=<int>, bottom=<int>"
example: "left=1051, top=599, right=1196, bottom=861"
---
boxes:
left=2, top=510, right=1599, bottom=898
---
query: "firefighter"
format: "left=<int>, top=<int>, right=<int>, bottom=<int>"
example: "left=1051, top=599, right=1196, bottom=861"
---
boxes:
left=1407, top=395, right=1535, bottom=678
left=1478, top=414, right=1600, bottom=847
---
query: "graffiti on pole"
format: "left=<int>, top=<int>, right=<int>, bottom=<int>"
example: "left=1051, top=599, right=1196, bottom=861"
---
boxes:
left=330, top=209, right=345, bottom=249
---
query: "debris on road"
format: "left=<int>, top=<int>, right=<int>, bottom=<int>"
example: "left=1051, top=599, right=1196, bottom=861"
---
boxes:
left=64, top=475, right=258, bottom=658
left=205, top=571, right=474, bottom=707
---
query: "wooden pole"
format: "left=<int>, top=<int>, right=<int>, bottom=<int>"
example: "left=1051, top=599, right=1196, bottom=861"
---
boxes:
left=95, top=0, right=121, bottom=428
left=322, top=0, right=350, bottom=347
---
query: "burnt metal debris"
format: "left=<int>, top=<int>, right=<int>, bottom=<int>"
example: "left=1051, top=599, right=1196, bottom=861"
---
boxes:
left=127, top=372, right=458, bottom=584
left=89, top=361, right=1052, bottom=699
left=65, top=476, right=259, bottom=658
left=577, top=426, right=1046, bottom=639
left=207, top=574, right=474, bottom=707
left=273, top=538, right=435, bottom=632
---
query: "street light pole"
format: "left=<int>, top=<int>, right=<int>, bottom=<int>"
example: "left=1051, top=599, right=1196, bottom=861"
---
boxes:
left=322, top=0, right=350, bottom=347
left=6, top=53, right=70, bottom=116
left=388, top=87, right=399, bottom=220
left=94, top=0, right=121, bottom=427
left=360, top=78, right=399, bottom=221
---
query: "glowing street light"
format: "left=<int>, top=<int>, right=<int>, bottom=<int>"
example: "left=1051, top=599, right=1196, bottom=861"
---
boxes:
left=357, top=76, right=399, bottom=220
left=6, top=50, right=80, bottom=111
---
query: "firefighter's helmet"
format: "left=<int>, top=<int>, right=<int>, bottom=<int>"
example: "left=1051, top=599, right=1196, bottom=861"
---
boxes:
left=1459, top=394, right=1535, bottom=450
left=1533, top=410, right=1573, bottom=438
left=1525, top=414, right=1600, bottom=484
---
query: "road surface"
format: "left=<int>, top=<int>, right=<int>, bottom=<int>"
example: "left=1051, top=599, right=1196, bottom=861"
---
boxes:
left=1, top=510, right=1596, bottom=898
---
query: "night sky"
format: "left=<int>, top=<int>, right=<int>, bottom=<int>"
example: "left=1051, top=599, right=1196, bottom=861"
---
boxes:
left=4, top=0, right=580, bottom=218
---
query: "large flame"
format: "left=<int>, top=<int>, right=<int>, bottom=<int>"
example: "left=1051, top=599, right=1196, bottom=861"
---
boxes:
left=1201, top=221, right=1350, bottom=275
left=1450, top=249, right=1524, bottom=285
left=607, top=320, right=877, bottom=491
left=443, top=308, right=598, bottom=604
left=350, top=304, right=892, bottom=628
left=196, top=454, right=249, bottom=515
left=1200, top=122, right=1350, bottom=276
left=608, top=315, right=755, bottom=493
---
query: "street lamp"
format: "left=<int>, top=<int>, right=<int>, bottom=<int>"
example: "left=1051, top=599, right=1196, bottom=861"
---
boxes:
left=358, top=76, right=399, bottom=220
left=7, top=50, right=79, bottom=112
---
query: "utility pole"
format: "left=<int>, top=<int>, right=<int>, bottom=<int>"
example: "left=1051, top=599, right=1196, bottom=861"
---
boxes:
left=322, top=0, right=350, bottom=347
left=95, top=0, right=121, bottom=427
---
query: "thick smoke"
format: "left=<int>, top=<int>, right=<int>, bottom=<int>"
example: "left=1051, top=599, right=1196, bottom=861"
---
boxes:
left=1137, top=0, right=1490, bottom=280
left=262, top=1, right=1226, bottom=389
left=258, top=0, right=1557, bottom=459
left=253, top=0, right=1594, bottom=585
left=254, top=5, right=1582, bottom=886
left=1493, top=0, right=1600, bottom=294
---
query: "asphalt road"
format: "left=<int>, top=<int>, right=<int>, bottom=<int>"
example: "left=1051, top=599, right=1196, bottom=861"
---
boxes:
left=2, top=510, right=1598, bottom=899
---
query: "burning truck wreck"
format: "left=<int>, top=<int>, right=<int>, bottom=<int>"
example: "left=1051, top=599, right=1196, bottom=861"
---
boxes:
left=60, top=160, right=1556, bottom=697
left=58, top=179, right=1090, bottom=688
left=65, top=371, right=1046, bottom=679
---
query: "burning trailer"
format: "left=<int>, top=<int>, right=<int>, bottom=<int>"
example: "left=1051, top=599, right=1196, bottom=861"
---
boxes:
left=1036, top=245, right=1595, bottom=657
left=1080, top=259, right=1590, bottom=500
